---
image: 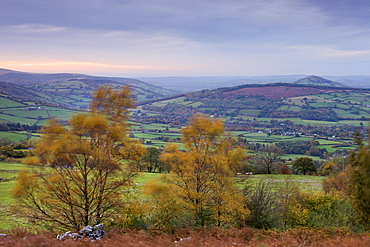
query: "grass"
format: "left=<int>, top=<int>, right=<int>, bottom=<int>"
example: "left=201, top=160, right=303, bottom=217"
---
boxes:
left=300, top=119, right=339, bottom=125
left=309, top=102, right=334, bottom=108
left=282, top=154, right=323, bottom=161
left=0, top=131, right=29, bottom=142
left=338, top=120, right=366, bottom=125
left=0, top=97, right=26, bottom=108
left=0, top=181, right=16, bottom=204
left=0, top=113, right=37, bottom=125
left=241, top=132, right=313, bottom=143
left=0, top=162, right=29, bottom=203
left=333, top=109, right=364, bottom=119
left=4, top=109, right=50, bottom=118
left=237, top=174, right=325, bottom=191
left=135, top=172, right=163, bottom=186
left=134, top=172, right=326, bottom=193
left=316, top=139, right=343, bottom=145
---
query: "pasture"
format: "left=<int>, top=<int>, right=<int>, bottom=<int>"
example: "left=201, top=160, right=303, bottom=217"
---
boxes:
left=0, top=131, right=30, bottom=142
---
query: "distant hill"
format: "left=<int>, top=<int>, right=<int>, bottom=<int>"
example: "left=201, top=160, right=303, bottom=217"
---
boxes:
left=0, top=81, right=48, bottom=101
left=136, top=82, right=370, bottom=131
left=137, top=75, right=307, bottom=93
left=0, top=68, right=176, bottom=101
left=293, top=75, right=344, bottom=87
left=137, top=75, right=370, bottom=93
left=0, top=69, right=178, bottom=108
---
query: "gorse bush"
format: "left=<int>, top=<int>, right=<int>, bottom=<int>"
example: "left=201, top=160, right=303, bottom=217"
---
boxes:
left=241, top=178, right=361, bottom=232
left=287, top=191, right=360, bottom=231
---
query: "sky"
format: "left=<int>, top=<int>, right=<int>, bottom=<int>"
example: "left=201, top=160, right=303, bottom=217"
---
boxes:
left=1, top=0, right=370, bottom=77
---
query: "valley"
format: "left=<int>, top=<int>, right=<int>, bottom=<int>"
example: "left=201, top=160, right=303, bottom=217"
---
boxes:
left=0, top=71, right=369, bottom=161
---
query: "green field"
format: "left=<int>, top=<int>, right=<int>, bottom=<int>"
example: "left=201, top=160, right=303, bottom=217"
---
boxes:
left=238, top=174, right=325, bottom=191
left=282, top=154, right=323, bottom=161
left=0, top=161, right=328, bottom=230
left=0, top=97, right=27, bottom=108
left=0, top=131, right=30, bottom=142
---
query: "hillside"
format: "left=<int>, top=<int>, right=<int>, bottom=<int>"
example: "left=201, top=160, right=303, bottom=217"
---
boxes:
left=0, top=81, right=50, bottom=101
left=0, top=90, right=78, bottom=139
left=0, top=68, right=176, bottom=105
left=135, top=83, right=370, bottom=142
left=0, top=81, right=369, bottom=158
left=137, top=75, right=308, bottom=93
left=294, top=75, right=344, bottom=87
left=136, top=75, right=370, bottom=93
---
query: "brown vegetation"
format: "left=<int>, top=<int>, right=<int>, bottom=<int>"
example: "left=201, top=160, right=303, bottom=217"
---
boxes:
left=0, top=228, right=369, bottom=246
left=222, top=86, right=340, bottom=99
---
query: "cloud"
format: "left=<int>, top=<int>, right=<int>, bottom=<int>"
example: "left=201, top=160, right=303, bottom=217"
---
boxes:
left=1, top=0, right=370, bottom=76
left=11, top=24, right=67, bottom=33
left=0, top=60, right=178, bottom=76
left=288, top=45, right=370, bottom=58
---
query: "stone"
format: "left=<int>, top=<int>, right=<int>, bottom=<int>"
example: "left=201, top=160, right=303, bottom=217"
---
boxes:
left=56, top=224, right=105, bottom=241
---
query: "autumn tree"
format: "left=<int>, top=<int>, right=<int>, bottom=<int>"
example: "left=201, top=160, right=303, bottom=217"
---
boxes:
left=160, top=115, right=249, bottom=227
left=292, top=157, right=317, bottom=175
left=13, top=86, right=139, bottom=230
left=257, top=145, right=284, bottom=174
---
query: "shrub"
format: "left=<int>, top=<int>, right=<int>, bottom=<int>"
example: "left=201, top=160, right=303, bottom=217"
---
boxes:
left=287, top=191, right=360, bottom=231
left=243, top=179, right=283, bottom=229
left=322, top=169, right=349, bottom=194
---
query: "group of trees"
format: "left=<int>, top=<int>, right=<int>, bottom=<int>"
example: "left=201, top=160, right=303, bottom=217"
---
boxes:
left=12, top=86, right=370, bottom=232
left=0, top=139, right=32, bottom=160
left=0, top=122, right=41, bottom=132
left=275, top=140, right=328, bottom=157
left=14, top=95, right=251, bottom=230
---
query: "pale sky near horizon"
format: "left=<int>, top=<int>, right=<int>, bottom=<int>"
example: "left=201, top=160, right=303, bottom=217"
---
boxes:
left=1, top=0, right=370, bottom=77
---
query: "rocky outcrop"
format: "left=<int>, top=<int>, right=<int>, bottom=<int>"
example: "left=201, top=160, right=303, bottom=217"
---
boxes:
left=56, top=224, right=105, bottom=241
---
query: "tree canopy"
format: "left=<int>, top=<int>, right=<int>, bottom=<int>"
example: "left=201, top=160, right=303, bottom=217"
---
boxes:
left=292, top=157, right=317, bottom=175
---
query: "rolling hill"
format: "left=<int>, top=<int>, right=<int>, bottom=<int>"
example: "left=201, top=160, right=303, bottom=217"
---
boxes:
left=135, top=75, right=370, bottom=93
left=135, top=82, right=370, bottom=134
left=0, top=68, right=177, bottom=107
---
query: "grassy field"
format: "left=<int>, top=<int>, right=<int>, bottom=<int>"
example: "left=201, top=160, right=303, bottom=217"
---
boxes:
left=238, top=174, right=325, bottom=191
left=0, top=161, right=327, bottom=230
left=0, top=162, right=32, bottom=230
left=0, top=131, right=30, bottom=142
left=0, top=97, right=27, bottom=108
left=282, top=154, right=323, bottom=161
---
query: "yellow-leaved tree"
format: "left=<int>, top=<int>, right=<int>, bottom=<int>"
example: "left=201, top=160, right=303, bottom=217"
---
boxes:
left=160, top=115, right=249, bottom=227
left=13, top=86, right=140, bottom=230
